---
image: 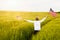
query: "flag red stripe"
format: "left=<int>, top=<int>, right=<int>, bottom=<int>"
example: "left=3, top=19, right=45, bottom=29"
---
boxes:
left=49, top=11, right=56, bottom=17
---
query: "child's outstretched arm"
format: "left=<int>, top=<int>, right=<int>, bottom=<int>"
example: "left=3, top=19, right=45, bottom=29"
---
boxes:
left=24, top=19, right=34, bottom=23
left=40, top=16, right=48, bottom=23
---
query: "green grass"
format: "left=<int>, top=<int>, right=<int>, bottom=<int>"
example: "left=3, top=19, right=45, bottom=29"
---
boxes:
left=0, top=11, right=60, bottom=40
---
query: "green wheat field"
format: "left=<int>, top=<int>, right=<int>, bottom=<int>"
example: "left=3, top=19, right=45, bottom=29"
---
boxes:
left=0, top=11, right=60, bottom=40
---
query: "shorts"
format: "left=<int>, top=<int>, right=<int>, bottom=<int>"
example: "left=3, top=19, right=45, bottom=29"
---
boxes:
left=34, top=30, right=39, bottom=34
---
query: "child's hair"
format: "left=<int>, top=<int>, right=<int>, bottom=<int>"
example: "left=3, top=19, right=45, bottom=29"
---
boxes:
left=35, top=16, right=39, bottom=21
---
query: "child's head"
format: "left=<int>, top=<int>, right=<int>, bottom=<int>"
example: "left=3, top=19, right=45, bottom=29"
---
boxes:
left=35, top=16, right=39, bottom=21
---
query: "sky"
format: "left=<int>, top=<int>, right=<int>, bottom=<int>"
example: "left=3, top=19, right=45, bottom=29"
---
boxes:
left=0, top=0, right=60, bottom=12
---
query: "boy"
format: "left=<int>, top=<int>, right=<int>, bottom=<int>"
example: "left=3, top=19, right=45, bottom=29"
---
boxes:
left=24, top=16, right=47, bottom=34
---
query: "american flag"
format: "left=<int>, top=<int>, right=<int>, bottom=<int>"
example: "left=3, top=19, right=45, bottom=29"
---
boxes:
left=49, top=8, right=56, bottom=17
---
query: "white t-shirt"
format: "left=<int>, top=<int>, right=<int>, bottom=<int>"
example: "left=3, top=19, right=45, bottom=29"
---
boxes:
left=34, top=21, right=41, bottom=30
left=25, top=16, right=47, bottom=31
